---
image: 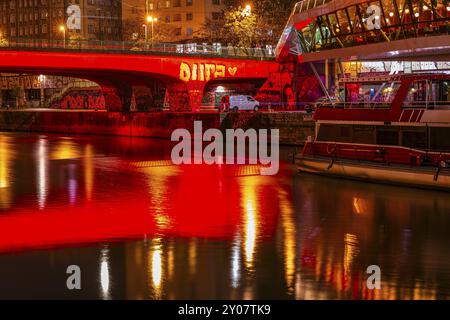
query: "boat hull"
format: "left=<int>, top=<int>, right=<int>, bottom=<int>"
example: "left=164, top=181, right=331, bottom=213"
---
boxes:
left=296, top=156, right=450, bottom=191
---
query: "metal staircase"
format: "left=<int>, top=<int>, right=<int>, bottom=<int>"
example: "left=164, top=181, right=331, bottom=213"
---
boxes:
left=45, top=80, right=99, bottom=108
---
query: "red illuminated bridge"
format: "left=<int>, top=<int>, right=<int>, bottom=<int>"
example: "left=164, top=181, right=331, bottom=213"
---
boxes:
left=0, top=40, right=280, bottom=112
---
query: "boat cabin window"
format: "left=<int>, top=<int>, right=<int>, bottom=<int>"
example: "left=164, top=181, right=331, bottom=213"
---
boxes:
left=402, top=129, right=427, bottom=150
left=404, top=79, right=450, bottom=109
left=344, top=82, right=400, bottom=108
left=376, top=128, right=399, bottom=146
left=353, top=126, right=376, bottom=144
left=404, top=81, right=429, bottom=109
left=430, top=80, right=450, bottom=108
left=430, top=127, right=450, bottom=152
left=317, top=124, right=375, bottom=144
left=317, top=124, right=353, bottom=143
left=317, top=124, right=450, bottom=152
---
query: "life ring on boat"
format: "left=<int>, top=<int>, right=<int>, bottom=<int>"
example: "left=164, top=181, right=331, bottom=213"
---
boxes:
left=326, top=143, right=336, bottom=155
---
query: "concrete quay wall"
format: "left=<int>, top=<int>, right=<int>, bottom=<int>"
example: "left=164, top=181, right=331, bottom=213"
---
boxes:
left=0, top=111, right=314, bottom=146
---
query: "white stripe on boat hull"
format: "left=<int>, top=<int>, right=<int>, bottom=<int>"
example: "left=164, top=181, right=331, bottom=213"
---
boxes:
left=297, top=157, right=450, bottom=191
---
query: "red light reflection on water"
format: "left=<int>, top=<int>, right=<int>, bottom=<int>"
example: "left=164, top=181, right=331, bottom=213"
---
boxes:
left=1, top=135, right=448, bottom=300
left=0, top=160, right=285, bottom=253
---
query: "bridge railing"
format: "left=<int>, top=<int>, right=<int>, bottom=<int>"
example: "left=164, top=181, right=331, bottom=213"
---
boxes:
left=0, top=38, right=275, bottom=60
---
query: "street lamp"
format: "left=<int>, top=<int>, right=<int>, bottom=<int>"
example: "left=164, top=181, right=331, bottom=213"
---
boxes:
left=242, top=5, right=253, bottom=49
left=59, top=25, right=66, bottom=48
left=145, top=15, right=158, bottom=48
left=243, top=4, right=252, bottom=16
left=38, top=75, right=46, bottom=107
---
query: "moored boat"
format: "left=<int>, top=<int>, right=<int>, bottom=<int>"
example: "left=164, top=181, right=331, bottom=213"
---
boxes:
left=296, top=73, right=450, bottom=190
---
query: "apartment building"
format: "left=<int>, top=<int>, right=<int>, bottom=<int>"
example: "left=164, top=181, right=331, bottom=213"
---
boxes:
left=122, top=0, right=225, bottom=42
left=0, top=0, right=122, bottom=42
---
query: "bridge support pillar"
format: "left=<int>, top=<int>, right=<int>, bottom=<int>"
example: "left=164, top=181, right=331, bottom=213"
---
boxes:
left=166, top=82, right=205, bottom=112
left=100, top=84, right=133, bottom=112
left=186, top=82, right=206, bottom=112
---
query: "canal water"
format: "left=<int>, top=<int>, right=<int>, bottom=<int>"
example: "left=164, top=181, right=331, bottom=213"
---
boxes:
left=0, top=132, right=449, bottom=299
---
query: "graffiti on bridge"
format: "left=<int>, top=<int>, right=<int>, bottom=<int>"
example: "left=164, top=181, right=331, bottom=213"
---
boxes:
left=55, top=90, right=106, bottom=110
left=255, top=63, right=323, bottom=111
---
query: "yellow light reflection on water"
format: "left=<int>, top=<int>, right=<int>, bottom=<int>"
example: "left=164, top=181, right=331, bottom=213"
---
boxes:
left=344, top=233, right=359, bottom=273
left=0, top=136, right=12, bottom=189
left=352, top=196, right=373, bottom=216
left=244, top=198, right=257, bottom=269
left=84, top=144, right=94, bottom=201
left=353, top=197, right=363, bottom=215
left=149, top=238, right=163, bottom=298
left=189, top=239, right=197, bottom=275
left=143, top=165, right=180, bottom=231
left=168, top=242, right=174, bottom=280
left=51, top=139, right=81, bottom=160
left=343, top=233, right=359, bottom=293
left=0, top=136, right=13, bottom=209
left=240, top=177, right=260, bottom=272
left=36, top=139, right=48, bottom=209
left=278, top=189, right=296, bottom=294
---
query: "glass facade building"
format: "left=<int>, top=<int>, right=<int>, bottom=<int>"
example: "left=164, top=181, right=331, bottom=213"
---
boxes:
left=294, top=0, right=449, bottom=53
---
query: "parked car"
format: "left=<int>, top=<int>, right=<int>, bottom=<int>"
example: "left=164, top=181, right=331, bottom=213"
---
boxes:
left=227, top=95, right=260, bottom=112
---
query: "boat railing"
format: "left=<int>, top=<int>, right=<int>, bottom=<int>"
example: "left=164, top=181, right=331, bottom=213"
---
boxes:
left=315, top=101, right=450, bottom=110
left=315, top=101, right=391, bottom=109
left=403, top=101, right=450, bottom=110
